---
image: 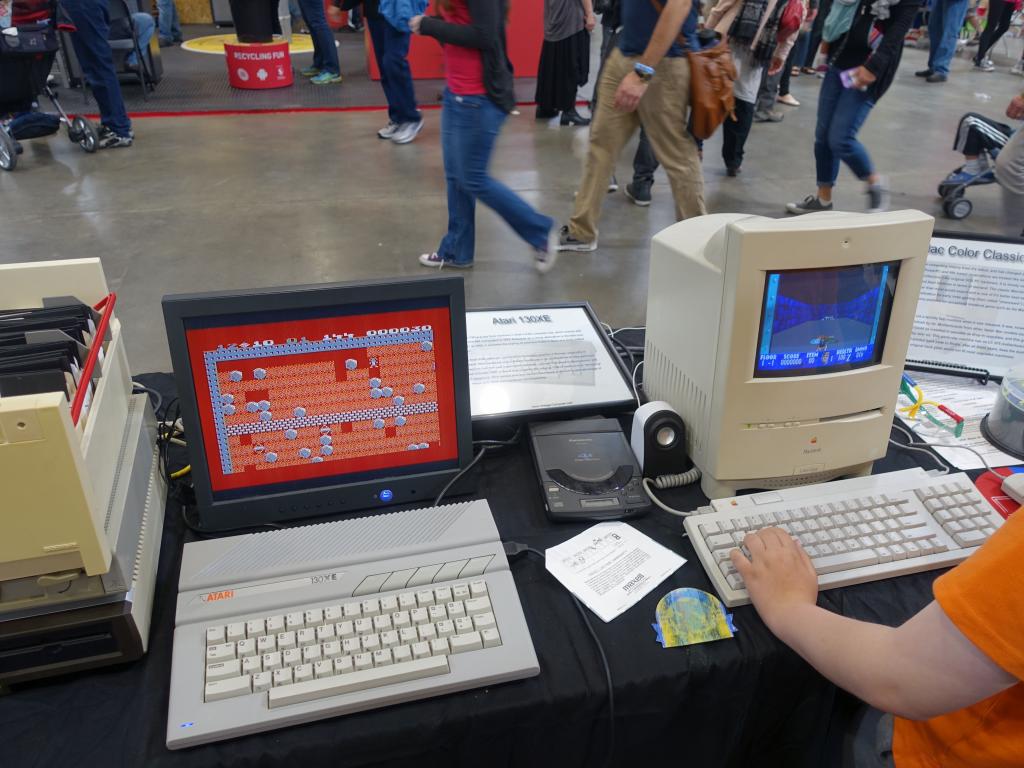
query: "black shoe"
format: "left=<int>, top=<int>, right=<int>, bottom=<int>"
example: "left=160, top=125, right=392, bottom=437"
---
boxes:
left=915, top=68, right=934, bottom=77
left=97, top=125, right=133, bottom=149
left=624, top=182, right=652, bottom=206
left=158, top=37, right=175, bottom=47
left=535, top=107, right=558, bottom=120
left=726, top=165, right=741, bottom=177
left=926, top=72, right=948, bottom=83
left=559, top=108, right=590, bottom=127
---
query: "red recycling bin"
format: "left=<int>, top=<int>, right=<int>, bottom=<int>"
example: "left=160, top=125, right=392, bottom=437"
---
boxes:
left=225, top=40, right=294, bottom=89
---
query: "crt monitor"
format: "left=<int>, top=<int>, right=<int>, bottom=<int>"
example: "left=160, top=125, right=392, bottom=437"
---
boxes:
left=643, top=210, right=933, bottom=499
left=163, top=276, right=473, bottom=530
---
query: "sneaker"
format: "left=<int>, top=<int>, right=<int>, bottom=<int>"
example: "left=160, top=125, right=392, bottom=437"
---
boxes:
left=866, top=177, right=890, bottom=213
left=534, top=228, right=559, bottom=273
left=377, top=121, right=399, bottom=139
left=974, top=58, right=995, bottom=72
left=777, top=93, right=800, bottom=107
left=559, top=108, right=590, bottom=127
left=418, top=252, right=473, bottom=269
left=556, top=225, right=597, bottom=252
left=299, top=65, right=321, bottom=78
left=786, top=195, right=833, bottom=215
left=607, top=175, right=619, bottom=193
left=926, top=72, right=948, bottom=83
left=391, top=119, right=423, bottom=144
left=624, top=182, right=652, bottom=207
left=753, top=109, right=784, bottom=122
left=97, top=125, right=133, bottom=149
left=1013, top=61, right=1024, bottom=76
left=310, top=71, right=343, bottom=85
left=915, top=68, right=934, bottom=77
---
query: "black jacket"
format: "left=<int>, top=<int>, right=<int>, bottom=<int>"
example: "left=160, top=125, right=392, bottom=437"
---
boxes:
left=831, top=0, right=922, bottom=99
left=420, top=0, right=515, bottom=113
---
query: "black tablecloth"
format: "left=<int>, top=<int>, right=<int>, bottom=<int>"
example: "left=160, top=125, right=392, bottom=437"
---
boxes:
left=1, top=374, right=942, bottom=768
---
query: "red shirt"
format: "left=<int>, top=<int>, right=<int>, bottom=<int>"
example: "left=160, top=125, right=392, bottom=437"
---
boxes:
left=440, top=0, right=486, bottom=96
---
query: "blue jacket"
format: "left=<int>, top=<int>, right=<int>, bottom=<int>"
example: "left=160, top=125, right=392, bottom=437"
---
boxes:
left=379, top=0, right=427, bottom=32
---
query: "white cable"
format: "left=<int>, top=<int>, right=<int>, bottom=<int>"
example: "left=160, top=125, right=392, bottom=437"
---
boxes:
left=642, top=471, right=702, bottom=517
left=610, top=325, right=645, bottom=338
left=631, top=360, right=644, bottom=406
left=651, top=468, right=702, bottom=489
left=890, top=422, right=1005, bottom=484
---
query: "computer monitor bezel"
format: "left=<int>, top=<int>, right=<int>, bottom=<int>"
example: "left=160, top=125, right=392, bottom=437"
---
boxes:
left=466, top=302, right=636, bottom=421
left=163, top=276, right=474, bottom=531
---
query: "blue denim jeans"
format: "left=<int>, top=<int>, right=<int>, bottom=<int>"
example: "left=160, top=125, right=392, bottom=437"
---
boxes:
left=297, top=0, right=340, bottom=74
left=62, top=0, right=132, bottom=136
left=815, top=67, right=876, bottom=187
left=438, top=91, right=554, bottom=265
left=156, top=0, right=181, bottom=42
left=927, top=0, right=970, bottom=75
left=367, top=16, right=419, bottom=125
left=126, top=12, right=155, bottom=68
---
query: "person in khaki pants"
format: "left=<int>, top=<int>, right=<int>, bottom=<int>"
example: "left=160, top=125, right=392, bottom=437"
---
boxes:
left=557, top=0, right=706, bottom=251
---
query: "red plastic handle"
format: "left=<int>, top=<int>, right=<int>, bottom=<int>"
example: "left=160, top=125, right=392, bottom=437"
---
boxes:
left=70, top=293, right=116, bottom=426
left=938, top=404, right=964, bottom=424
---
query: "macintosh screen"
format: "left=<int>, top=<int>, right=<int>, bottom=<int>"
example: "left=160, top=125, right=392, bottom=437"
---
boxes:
left=182, top=299, right=460, bottom=499
left=755, top=261, right=900, bottom=377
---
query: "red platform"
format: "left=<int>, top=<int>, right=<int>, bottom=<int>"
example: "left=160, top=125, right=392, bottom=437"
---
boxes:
left=365, top=0, right=543, bottom=81
left=225, top=41, right=294, bottom=89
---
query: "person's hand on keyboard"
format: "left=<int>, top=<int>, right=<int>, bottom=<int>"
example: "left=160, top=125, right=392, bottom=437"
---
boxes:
left=729, top=528, right=818, bottom=633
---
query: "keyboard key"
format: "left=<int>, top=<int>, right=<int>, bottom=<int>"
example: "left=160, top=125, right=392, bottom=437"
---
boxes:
left=393, top=645, right=413, bottom=663
left=811, top=550, right=878, bottom=575
left=903, top=541, right=923, bottom=557
left=706, top=533, right=734, bottom=550
left=373, top=649, right=393, bottom=667
left=242, top=656, right=261, bottom=675
left=412, top=641, right=432, bottom=659
left=430, top=638, right=450, bottom=656
left=286, top=613, right=304, bottom=631
left=373, top=614, right=393, bottom=632
left=262, top=652, right=282, bottom=672
left=362, top=634, right=381, bottom=652
left=890, top=544, right=908, bottom=560
left=354, top=653, right=373, bottom=671
left=399, top=627, right=419, bottom=645
left=434, top=587, right=453, bottom=604
left=398, top=592, right=417, bottom=610
left=392, top=611, right=411, bottom=629
left=335, top=620, right=355, bottom=639
left=343, top=603, right=362, bottom=619
left=266, top=615, right=285, bottom=634
left=955, top=529, right=986, bottom=547
left=297, top=628, right=316, bottom=647
left=481, top=628, right=502, bottom=648
left=436, top=620, right=456, bottom=639
left=226, top=623, right=246, bottom=643
left=334, top=656, right=354, bottom=675
left=268, top=655, right=450, bottom=709
left=465, top=596, right=491, bottom=616
left=205, top=675, right=251, bottom=703
left=473, top=612, right=497, bottom=631
left=244, top=617, right=264, bottom=636
left=317, top=624, right=336, bottom=642
left=257, top=635, right=276, bottom=654
left=273, top=668, right=293, bottom=687
left=342, top=637, right=361, bottom=655
left=698, top=521, right=720, bottom=537
left=323, top=640, right=341, bottom=658
left=418, top=624, right=437, bottom=641
left=379, top=596, right=399, bottom=613
left=305, top=609, right=323, bottom=626
left=410, top=607, right=429, bottom=625
left=452, top=584, right=471, bottom=601
left=324, top=605, right=343, bottom=622
left=428, top=605, right=447, bottom=622
left=446, top=601, right=467, bottom=620
left=277, top=631, right=297, bottom=651
left=206, top=659, right=241, bottom=682
left=314, top=660, right=334, bottom=679
left=206, top=643, right=236, bottom=662
left=302, top=645, right=322, bottom=663
left=449, top=631, right=483, bottom=654
left=294, top=664, right=313, bottom=683
left=874, top=546, right=893, bottom=563
left=354, top=618, right=374, bottom=635
left=236, top=639, right=256, bottom=658
left=253, top=672, right=273, bottom=692
left=455, top=617, right=475, bottom=634
left=283, top=648, right=302, bottom=666
left=416, top=590, right=436, bottom=607
left=206, top=626, right=225, bottom=646
left=380, top=630, right=400, bottom=648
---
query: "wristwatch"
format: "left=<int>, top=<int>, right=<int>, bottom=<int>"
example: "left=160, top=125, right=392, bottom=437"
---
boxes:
left=633, top=62, right=655, bottom=82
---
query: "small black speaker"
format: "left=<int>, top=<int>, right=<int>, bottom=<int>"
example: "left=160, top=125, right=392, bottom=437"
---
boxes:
left=630, top=401, right=690, bottom=478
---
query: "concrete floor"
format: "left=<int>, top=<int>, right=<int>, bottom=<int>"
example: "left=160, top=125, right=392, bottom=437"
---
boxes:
left=2, top=43, right=1023, bottom=375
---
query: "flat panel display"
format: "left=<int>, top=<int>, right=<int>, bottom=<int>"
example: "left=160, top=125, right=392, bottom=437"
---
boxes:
left=755, top=262, right=900, bottom=377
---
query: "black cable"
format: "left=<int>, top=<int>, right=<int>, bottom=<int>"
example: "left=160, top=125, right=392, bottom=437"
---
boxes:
left=607, top=334, right=635, bottom=372
left=432, top=446, right=490, bottom=507
left=472, top=425, right=523, bottom=449
left=504, top=542, right=615, bottom=768
left=179, top=503, right=283, bottom=537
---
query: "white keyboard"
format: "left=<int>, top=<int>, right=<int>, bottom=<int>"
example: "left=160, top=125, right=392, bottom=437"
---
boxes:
left=167, top=501, right=539, bottom=749
left=685, top=469, right=1005, bottom=607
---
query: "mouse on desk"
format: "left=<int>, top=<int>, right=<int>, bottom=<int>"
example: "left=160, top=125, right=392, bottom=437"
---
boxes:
left=1001, top=474, right=1024, bottom=506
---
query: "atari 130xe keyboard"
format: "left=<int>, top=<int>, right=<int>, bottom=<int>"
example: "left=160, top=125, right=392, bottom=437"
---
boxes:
left=166, top=500, right=538, bottom=749
left=685, top=468, right=1005, bottom=608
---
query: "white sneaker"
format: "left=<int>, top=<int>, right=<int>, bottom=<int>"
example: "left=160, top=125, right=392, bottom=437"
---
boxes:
left=534, top=228, right=559, bottom=274
left=1012, top=61, right=1024, bottom=76
left=391, top=120, right=424, bottom=145
left=378, top=121, right=399, bottom=139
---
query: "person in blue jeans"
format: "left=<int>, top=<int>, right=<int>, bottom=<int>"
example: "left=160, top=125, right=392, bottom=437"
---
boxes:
left=296, top=0, right=342, bottom=84
left=917, top=0, right=969, bottom=81
left=125, top=11, right=155, bottom=68
left=343, top=0, right=422, bottom=143
left=155, top=0, right=182, bottom=46
left=410, top=0, right=557, bottom=273
left=61, top=0, right=134, bottom=147
left=787, top=0, right=921, bottom=215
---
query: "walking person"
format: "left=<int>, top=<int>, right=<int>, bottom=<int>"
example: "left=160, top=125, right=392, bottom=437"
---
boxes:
left=707, top=0, right=804, bottom=174
left=557, top=0, right=706, bottom=252
left=344, top=0, right=424, bottom=142
left=972, top=0, right=1020, bottom=72
left=995, top=90, right=1024, bottom=235
left=296, top=0, right=343, bottom=84
left=60, top=0, right=134, bottom=147
left=535, top=0, right=596, bottom=125
left=410, top=0, right=558, bottom=272
left=917, top=0, right=970, bottom=82
left=787, top=0, right=923, bottom=215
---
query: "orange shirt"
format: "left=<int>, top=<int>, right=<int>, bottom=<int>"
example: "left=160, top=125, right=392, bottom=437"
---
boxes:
left=893, top=508, right=1024, bottom=768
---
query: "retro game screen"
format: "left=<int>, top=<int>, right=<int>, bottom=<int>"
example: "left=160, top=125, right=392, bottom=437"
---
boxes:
left=183, top=299, right=460, bottom=499
left=755, top=261, right=900, bottom=377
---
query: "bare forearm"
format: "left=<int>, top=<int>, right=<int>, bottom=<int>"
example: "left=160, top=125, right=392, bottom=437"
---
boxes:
left=639, top=0, right=692, bottom=67
left=581, top=0, right=594, bottom=16
left=770, top=602, right=1014, bottom=720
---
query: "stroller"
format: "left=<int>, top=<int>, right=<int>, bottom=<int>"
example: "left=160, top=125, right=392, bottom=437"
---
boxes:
left=0, top=0, right=99, bottom=171
left=937, top=112, right=1013, bottom=221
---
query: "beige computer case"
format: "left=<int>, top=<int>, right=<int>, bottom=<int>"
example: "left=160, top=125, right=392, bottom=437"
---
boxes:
left=0, top=259, right=133, bottom=581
